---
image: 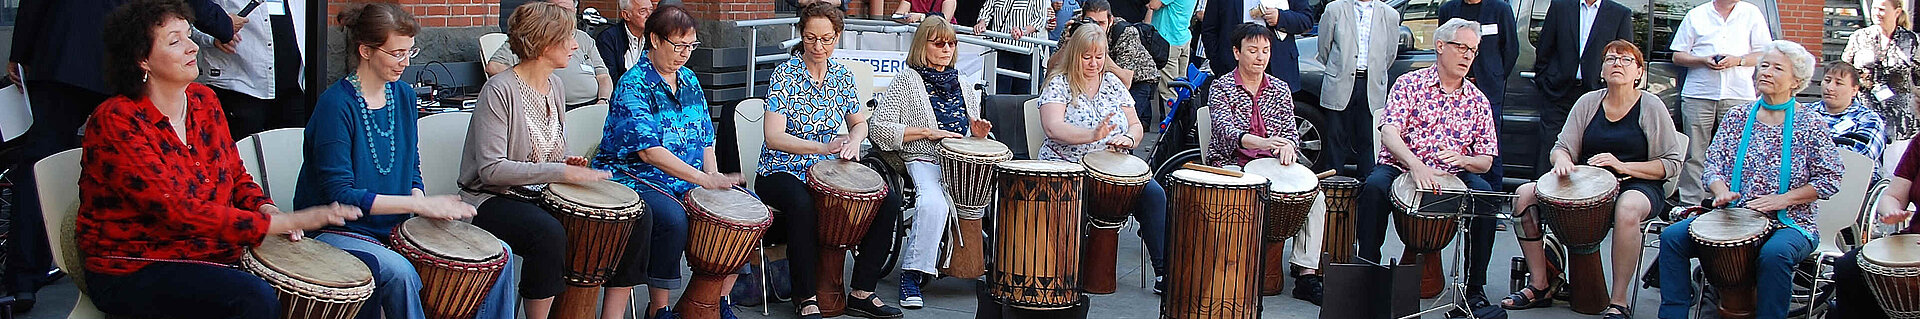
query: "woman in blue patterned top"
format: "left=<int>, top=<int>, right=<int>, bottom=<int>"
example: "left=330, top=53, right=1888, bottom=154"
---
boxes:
left=588, top=6, right=747, bottom=318
left=755, top=4, right=905, bottom=319
left=296, top=3, right=518, bottom=318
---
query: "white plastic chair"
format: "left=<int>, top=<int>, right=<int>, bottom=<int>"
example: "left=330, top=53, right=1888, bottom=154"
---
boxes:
left=479, top=33, right=509, bottom=62
left=735, top=99, right=769, bottom=189
left=418, top=112, right=474, bottom=196
left=235, top=134, right=263, bottom=184
left=249, top=128, right=305, bottom=205
left=843, top=62, right=877, bottom=107
left=1794, top=151, right=1878, bottom=318
left=1022, top=98, right=1043, bottom=159
left=35, top=148, right=109, bottom=319
left=1197, top=105, right=1213, bottom=157
left=564, top=104, right=610, bottom=158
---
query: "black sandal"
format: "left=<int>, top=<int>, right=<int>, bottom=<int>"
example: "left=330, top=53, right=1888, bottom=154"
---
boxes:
left=845, top=293, right=904, bottom=319
left=796, top=298, right=822, bottom=319
left=1601, top=304, right=1632, bottom=319
left=1499, top=284, right=1554, bottom=310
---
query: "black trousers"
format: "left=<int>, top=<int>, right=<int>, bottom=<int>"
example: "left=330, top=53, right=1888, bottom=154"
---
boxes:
left=213, top=86, right=304, bottom=141
left=471, top=196, right=653, bottom=299
left=87, top=263, right=277, bottom=319
left=756, top=172, right=903, bottom=300
left=1831, top=247, right=1891, bottom=318
left=1318, top=79, right=1377, bottom=177
left=996, top=52, right=1034, bottom=95
left=1355, top=165, right=1499, bottom=288
left=8, top=81, right=106, bottom=295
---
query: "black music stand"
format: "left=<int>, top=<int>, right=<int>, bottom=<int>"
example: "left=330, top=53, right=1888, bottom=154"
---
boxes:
left=1399, top=187, right=1515, bottom=319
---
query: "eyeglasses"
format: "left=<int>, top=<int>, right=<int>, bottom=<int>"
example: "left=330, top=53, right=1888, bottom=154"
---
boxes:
left=930, top=40, right=958, bottom=49
left=370, top=45, right=420, bottom=62
left=1442, top=40, right=1479, bottom=58
left=803, top=35, right=839, bottom=46
left=663, top=41, right=702, bottom=53
left=1603, top=55, right=1638, bottom=65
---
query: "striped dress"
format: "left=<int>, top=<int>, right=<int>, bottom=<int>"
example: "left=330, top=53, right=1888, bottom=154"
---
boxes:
left=977, top=0, right=1052, bottom=52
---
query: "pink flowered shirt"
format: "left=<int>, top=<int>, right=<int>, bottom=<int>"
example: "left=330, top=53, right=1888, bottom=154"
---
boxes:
left=1376, top=67, right=1499, bottom=173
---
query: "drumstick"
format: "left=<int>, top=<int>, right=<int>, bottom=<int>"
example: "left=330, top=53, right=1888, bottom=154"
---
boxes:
left=1182, top=163, right=1245, bottom=177
left=1315, top=170, right=1338, bottom=179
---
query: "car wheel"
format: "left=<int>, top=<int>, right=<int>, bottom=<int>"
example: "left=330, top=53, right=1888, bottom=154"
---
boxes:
left=1294, top=97, right=1330, bottom=171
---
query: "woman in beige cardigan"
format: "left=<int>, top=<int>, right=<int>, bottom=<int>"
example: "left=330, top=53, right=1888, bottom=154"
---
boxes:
left=1500, top=40, right=1684, bottom=318
left=867, top=18, right=992, bottom=309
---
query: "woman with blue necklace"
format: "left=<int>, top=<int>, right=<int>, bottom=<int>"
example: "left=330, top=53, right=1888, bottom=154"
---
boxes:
left=294, top=4, right=520, bottom=318
left=1653, top=40, right=1844, bottom=319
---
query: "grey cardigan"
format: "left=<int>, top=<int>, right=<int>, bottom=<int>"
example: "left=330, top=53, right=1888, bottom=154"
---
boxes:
left=458, top=69, right=574, bottom=205
left=869, top=69, right=983, bottom=163
left=1554, top=88, right=1685, bottom=180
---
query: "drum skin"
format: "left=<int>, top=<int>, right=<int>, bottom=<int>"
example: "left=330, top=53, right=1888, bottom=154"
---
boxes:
left=1690, top=208, right=1770, bottom=319
left=679, top=188, right=773, bottom=319
left=1161, top=169, right=1267, bottom=319
left=989, top=160, right=1087, bottom=310
left=243, top=235, right=375, bottom=319
left=1239, top=158, right=1317, bottom=296
left=1860, top=234, right=1920, bottom=319
left=1082, top=150, right=1152, bottom=225
left=389, top=218, right=509, bottom=319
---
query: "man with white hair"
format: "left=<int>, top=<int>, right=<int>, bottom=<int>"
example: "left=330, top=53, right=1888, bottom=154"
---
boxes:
left=595, top=0, right=661, bottom=79
left=1354, top=18, right=1504, bottom=317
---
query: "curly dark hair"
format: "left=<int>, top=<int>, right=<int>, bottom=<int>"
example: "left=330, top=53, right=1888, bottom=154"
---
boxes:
left=102, top=0, right=195, bottom=98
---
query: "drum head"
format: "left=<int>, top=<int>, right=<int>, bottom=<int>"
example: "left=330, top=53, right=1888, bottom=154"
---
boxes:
left=1168, top=169, right=1270, bottom=187
left=1082, top=150, right=1150, bottom=178
left=1863, top=234, right=1920, bottom=267
left=940, top=137, right=1011, bottom=157
left=548, top=180, right=642, bottom=209
left=686, top=188, right=772, bottom=225
left=1391, top=174, right=1467, bottom=208
left=995, top=160, right=1087, bottom=176
left=808, top=160, right=885, bottom=193
left=1688, top=208, right=1771, bottom=243
left=398, top=217, right=505, bottom=262
left=1243, top=158, right=1318, bottom=193
left=251, top=235, right=373, bottom=288
left=1321, top=175, right=1362, bottom=188
left=1535, top=166, right=1618, bottom=202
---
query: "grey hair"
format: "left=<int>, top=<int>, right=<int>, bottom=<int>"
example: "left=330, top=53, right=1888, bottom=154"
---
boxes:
left=1433, top=18, right=1482, bottom=43
left=1756, top=40, right=1817, bottom=91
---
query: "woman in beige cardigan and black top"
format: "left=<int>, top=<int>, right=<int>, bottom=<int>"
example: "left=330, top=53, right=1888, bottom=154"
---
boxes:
left=867, top=19, right=992, bottom=309
left=1500, top=40, right=1685, bottom=318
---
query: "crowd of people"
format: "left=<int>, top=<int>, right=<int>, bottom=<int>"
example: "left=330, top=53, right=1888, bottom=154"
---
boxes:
left=6, top=0, right=1920, bottom=318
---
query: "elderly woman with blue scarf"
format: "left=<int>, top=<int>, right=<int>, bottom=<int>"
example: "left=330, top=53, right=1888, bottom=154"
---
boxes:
left=1655, top=40, right=1844, bottom=319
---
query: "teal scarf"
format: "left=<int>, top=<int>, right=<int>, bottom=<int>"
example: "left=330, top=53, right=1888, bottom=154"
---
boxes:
left=1730, top=97, right=1813, bottom=241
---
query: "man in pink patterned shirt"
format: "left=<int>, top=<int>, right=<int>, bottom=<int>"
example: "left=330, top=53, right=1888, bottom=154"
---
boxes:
left=1353, top=18, right=1505, bottom=315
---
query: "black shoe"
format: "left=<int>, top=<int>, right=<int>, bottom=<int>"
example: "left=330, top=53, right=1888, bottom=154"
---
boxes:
left=1291, top=274, right=1324, bottom=305
left=845, top=293, right=903, bottom=319
left=12, top=292, right=35, bottom=314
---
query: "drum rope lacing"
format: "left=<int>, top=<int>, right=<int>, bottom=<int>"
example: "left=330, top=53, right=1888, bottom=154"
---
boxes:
left=241, top=250, right=377, bottom=302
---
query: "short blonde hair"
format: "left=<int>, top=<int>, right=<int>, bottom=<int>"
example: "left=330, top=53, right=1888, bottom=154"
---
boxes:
left=907, top=19, right=958, bottom=69
left=507, top=2, right=573, bottom=62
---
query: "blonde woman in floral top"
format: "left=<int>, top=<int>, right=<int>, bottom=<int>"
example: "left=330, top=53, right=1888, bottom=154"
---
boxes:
left=1844, top=0, right=1920, bottom=170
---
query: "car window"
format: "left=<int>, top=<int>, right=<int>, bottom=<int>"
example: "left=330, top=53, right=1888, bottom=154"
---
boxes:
left=1401, top=0, right=1442, bottom=50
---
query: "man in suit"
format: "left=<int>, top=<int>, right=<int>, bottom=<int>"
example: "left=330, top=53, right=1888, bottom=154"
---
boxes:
left=596, top=0, right=659, bottom=79
left=7, top=0, right=240, bottom=312
left=1437, top=0, right=1516, bottom=185
left=1530, top=0, right=1633, bottom=180
left=1200, top=0, right=1311, bottom=89
left=1315, top=0, right=1400, bottom=177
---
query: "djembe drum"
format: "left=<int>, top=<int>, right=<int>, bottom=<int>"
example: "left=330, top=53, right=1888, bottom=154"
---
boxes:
left=1079, top=149, right=1151, bottom=294
left=388, top=217, right=509, bottom=319
left=1861, top=234, right=1920, bottom=319
left=939, top=137, right=1010, bottom=279
left=807, top=159, right=888, bottom=317
left=541, top=180, right=647, bottom=319
left=1240, top=158, right=1317, bottom=296
left=242, top=235, right=375, bottom=319
left=1320, top=176, right=1362, bottom=270
left=678, top=187, right=772, bottom=319
left=1391, top=174, right=1467, bottom=298
left=1690, top=207, right=1771, bottom=319
left=1533, top=166, right=1620, bottom=314
left=1162, top=165, right=1268, bottom=319
left=989, top=160, right=1087, bottom=310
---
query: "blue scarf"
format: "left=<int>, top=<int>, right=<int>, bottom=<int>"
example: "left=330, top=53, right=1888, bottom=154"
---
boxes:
left=1730, top=97, right=1813, bottom=240
left=914, top=65, right=968, bottom=135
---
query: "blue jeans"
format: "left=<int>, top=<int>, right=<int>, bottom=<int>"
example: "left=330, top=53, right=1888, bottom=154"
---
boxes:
left=316, top=232, right=521, bottom=319
left=1657, top=217, right=1814, bottom=319
left=1138, top=179, right=1171, bottom=277
left=1355, top=165, right=1499, bottom=286
left=636, top=187, right=691, bottom=289
left=87, top=262, right=277, bottom=319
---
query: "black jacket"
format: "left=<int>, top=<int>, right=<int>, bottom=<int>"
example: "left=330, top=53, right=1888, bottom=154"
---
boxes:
left=596, top=21, right=635, bottom=80
left=12, top=0, right=236, bottom=93
left=1529, top=0, right=1633, bottom=101
left=1201, top=0, right=1314, bottom=90
left=1437, top=0, right=1518, bottom=105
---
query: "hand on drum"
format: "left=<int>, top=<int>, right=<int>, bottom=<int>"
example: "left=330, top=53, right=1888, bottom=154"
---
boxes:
left=1881, top=209, right=1914, bottom=226
left=1710, top=190, right=1741, bottom=209
left=698, top=172, right=745, bottom=189
left=1106, top=134, right=1138, bottom=149
left=1409, top=165, right=1450, bottom=193
left=565, top=156, right=592, bottom=167
left=1275, top=141, right=1298, bottom=166
left=970, top=119, right=994, bottom=138
left=1587, top=153, right=1621, bottom=168
left=1745, top=194, right=1795, bottom=212
left=563, top=165, right=614, bottom=183
left=297, top=203, right=364, bottom=229
left=414, top=195, right=478, bottom=220
left=831, top=135, right=863, bottom=160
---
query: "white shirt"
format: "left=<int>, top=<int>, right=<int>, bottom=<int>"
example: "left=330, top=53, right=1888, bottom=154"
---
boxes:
left=1355, top=0, right=1375, bottom=68
left=624, top=27, right=645, bottom=71
left=192, top=0, right=308, bottom=100
left=1669, top=1, right=1773, bottom=100
left=1575, top=0, right=1600, bottom=79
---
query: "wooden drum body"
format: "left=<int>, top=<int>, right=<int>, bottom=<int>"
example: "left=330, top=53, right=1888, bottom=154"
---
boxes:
left=243, top=236, right=376, bottom=319
left=388, top=218, right=509, bottom=319
left=1390, top=174, right=1467, bottom=298
left=1861, top=234, right=1920, bottom=319
left=1161, top=168, right=1268, bottom=319
left=1080, top=150, right=1151, bottom=294
left=1240, top=158, right=1317, bottom=296
left=678, top=188, right=773, bottom=319
left=938, top=138, right=1011, bottom=279
left=990, top=160, right=1087, bottom=310
left=541, top=180, right=647, bottom=319
left=1533, top=166, right=1620, bottom=314
left=806, top=159, right=888, bottom=317
left=1319, top=176, right=1362, bottom=270
left=1689, top=208, right=1770, bottom=319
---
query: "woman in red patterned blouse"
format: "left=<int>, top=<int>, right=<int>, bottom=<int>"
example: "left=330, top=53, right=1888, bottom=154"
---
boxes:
left=75, top=1, right=362, bottom=318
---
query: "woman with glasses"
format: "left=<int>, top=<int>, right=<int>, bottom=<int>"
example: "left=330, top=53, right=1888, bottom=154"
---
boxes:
left=756, top=3, right=905, bottom=319
left=460, top=3, right=651, bottom=319
left=589, top=5, right=748, bottom=319
left=295, top=3, right=521, bottom=319
left=1499, top=40, right=1683, bottom=319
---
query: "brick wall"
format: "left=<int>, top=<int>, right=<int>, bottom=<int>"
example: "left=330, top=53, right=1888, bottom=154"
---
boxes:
left=679, top=0, right=777, bottom=21
left=1777, top=0, right=1824, bottom=58
left=326, top=0, right=624, bottom=29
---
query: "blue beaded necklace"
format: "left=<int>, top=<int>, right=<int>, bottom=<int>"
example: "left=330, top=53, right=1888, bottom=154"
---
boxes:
left=347, top=74, right=399, bottom=175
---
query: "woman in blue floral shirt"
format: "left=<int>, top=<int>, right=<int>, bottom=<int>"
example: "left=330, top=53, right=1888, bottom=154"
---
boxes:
left=754, top=4, right=905, bottom=319
left=588, top=6, right=743, bottom=319
left=1656, top=41, right=1844, bottom=319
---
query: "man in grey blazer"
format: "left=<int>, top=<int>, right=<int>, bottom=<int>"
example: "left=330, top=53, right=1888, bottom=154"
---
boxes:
left=1317, top=0, right=1402, bottom=177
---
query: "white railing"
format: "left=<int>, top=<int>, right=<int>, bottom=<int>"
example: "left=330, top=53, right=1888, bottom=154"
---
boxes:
left=730, top=17, right=1058, bottom=94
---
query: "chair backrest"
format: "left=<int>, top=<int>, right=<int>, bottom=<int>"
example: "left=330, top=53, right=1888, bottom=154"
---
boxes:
left=1816, top=151, right=1878, bottom=253
left=479, top=33, right=509, bottom=62
left=843, top=61, right=877, bottom=107
left=1023, top=98, right=1043, bottom=159
left=35, top=149, right=84, bottom=290
left=564, top=103, right=610, bottom=157
left=235, top=134, right=263, bottom=182
left=735, top=99, right=769, bottom=189
left=418, top=112, right=474, bottom=196
left=1197, top=105, right=1213, bottom=158
left=1664, top=131, right=1689, bottom=198
left=250, top=128, right=305, bottom=205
